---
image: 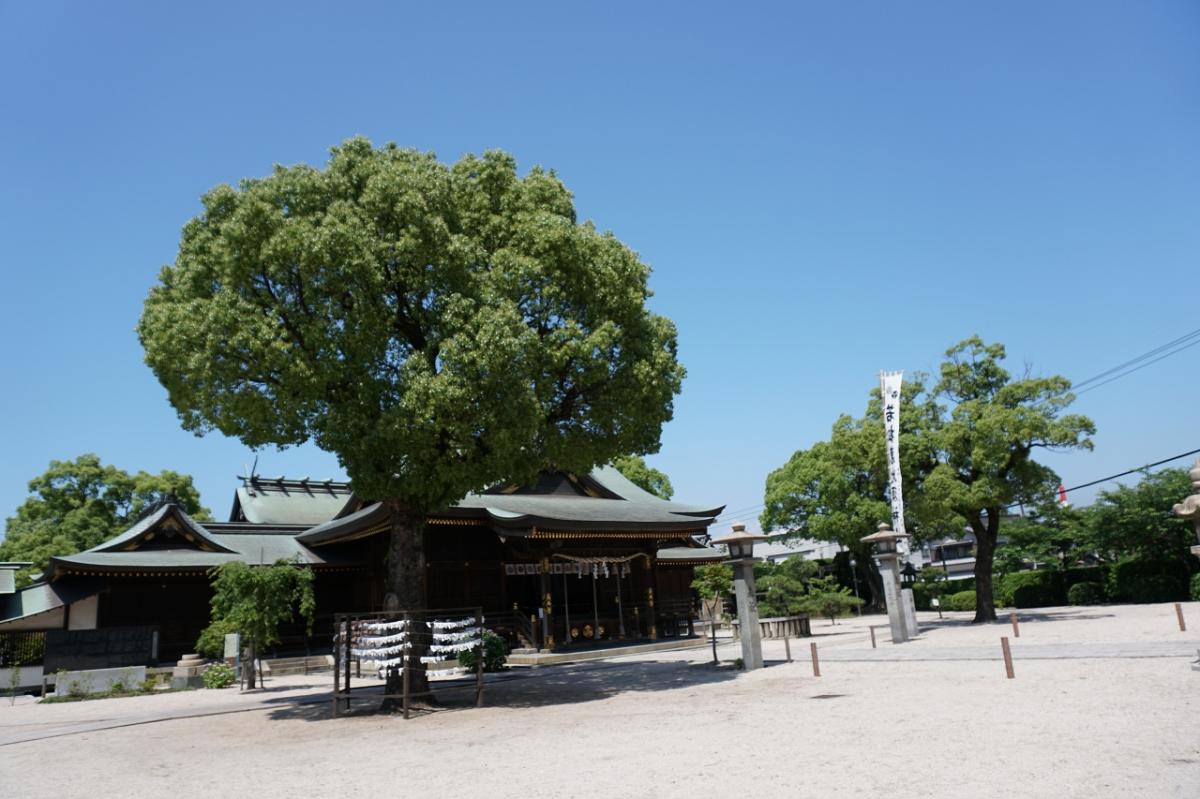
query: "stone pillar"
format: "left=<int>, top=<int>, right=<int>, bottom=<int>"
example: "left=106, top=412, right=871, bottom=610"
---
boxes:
left=723, top=523, right=766, bottom=670
left=862, top=522, right=912, bottom=644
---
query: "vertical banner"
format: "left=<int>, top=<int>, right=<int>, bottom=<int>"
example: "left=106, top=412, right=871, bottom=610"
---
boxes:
left=880, top=370, right=907, bottom=543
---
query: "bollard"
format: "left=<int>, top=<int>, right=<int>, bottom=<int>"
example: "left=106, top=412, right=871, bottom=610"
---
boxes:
left=1176, top=603, right=1187, bottom=632
left=1011, top=611, right=1020, bottom=638
left=783, top=634, right=793, bottom=663
left=1001, top=636, right=1015, bottom=679
left=869, top=625, right=877, bottom=649
left=810, top=642, right=821, bottom=677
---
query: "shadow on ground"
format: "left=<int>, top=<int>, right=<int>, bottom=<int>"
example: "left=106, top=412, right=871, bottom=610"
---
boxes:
left=265, top=657, right=741, bottom=723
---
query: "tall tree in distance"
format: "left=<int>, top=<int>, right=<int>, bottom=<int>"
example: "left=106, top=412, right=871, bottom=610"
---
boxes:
left=138, top=139, right=685, bottom=696
left=0, top=454, right=209, bottom=587
left=925, top=337, right=1095, bottom=621
left=762, top=337, right=1094, bottom=623
left=613, top=455, right=674, bottom=499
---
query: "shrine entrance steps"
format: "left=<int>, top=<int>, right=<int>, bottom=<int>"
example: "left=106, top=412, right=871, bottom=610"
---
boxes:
left=506, top=637, right=705, bottom=667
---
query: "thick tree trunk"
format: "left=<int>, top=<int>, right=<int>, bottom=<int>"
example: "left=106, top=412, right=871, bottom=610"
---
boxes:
left=971, top=509, right=1001, bottom=623
left=382, top=499, right=430, bottom=709
left=862, top=554, right=885, bottom=611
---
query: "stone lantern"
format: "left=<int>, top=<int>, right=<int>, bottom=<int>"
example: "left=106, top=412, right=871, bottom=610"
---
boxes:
left=1171, top=457, right=1200, bottom=559
left=861, top=522, right=914, bottom=643
left=721, top=523, right=766, bottom=670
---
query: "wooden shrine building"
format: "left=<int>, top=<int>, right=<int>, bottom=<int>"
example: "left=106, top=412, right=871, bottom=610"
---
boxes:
left=0, top=467, right=725, bottom=661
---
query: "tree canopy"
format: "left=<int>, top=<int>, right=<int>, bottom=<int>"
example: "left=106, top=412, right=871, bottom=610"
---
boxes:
left=138, top=138, right=683, bottom=512
left=762, top=337, right=1095, bottom=622
left=613, top=455, right=674, bottom=499
left=1085, top=467, right=1194, bottom=564
left=0, top=454, right=209, bottom=587
left=138, top=139, right=684, bottom=693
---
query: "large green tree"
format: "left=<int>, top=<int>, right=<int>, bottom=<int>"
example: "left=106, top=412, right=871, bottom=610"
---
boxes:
left=763, top=337, right=1094, bottom=622
left=137, top=139, right=684, bottom=693
left=613, top=454, right=674, bottom=499
left=0, top=454, right=209, bottom=587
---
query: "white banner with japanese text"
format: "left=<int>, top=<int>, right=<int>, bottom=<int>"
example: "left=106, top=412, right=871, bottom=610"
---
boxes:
left=880, top=371, right=907, bottom=545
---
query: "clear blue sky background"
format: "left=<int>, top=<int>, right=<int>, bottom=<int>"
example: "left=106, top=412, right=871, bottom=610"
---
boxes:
left=1, top=1, right=1198, bottom=538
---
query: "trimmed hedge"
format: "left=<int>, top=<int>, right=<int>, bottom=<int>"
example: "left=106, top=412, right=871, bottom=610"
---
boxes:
left=1191, top=573, right=1200, bottom=602
left=994, top=567, right=1108, bottom=608
left=1107, top=557, right=1190, bottom=603
left=942, top=590, right=977, bottom=612
left=1067, top=582, right=1106, bottom=605
left=913, top=577, right=976, bottom=611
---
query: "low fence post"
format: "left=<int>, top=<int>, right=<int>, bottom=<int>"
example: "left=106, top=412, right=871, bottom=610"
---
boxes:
left=1176, top=603, right=1187, bottom=632
left=1001, top=636, right=1015, bottom=679
left=810, top=642, right=820, bottom=677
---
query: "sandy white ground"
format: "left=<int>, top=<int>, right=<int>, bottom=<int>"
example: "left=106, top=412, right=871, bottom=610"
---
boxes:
left=2, top=602, right=1197, bottom=799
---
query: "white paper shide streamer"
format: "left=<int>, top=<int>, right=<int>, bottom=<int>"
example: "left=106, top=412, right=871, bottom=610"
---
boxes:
left=879, top=370, right=907, bottom=549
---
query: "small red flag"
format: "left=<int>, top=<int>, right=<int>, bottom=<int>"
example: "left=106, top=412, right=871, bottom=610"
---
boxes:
left=1057, top=484, right=1068, bottom=506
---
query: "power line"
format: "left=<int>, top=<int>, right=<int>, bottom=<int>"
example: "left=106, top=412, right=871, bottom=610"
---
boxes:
left=1035, top=446, right=1200, bottom=501
left=1072, top=326, right=1200, bottom=394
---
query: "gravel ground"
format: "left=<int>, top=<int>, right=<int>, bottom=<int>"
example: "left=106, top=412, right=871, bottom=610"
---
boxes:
left=2, top=602, right=1197, bottom=798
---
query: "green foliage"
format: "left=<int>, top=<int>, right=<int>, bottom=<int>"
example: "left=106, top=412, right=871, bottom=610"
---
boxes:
left=1107, top=557, right=1190, bottom=603
left=208, top=560, right=315, bottom=652
left=1085, top=468, right=1195, bottom=563
left=1067, top=582, right=1106, bottom=605
left=1191, top=574, right=1200, bottom=602
left=761, top=337, right=1095, bottom=621
left=456, top=630, right=508, bottom=672
left=202, top=663, right=237, bottom=689
left=195, top=618, right=239, bottom=659
left=942, top=591, right=977, bottom=612
left=994, top=570, right=1057, bottom=608
left=756, top=557, right=818, bottom=617
left=0, top=454, right=209, bottom=587
left=799, top=575, right=864, bottom=623
left=137, top=138, right=685, bottom=513
left=612, top=455, right=673, bottom=500
left=691, top=564, right=733, bottom=602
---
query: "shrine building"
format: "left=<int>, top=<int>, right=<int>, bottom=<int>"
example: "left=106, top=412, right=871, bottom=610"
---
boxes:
left=0, top=466, right=725, bottom=661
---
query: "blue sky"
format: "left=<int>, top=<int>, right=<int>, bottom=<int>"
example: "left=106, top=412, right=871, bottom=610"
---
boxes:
left=1, top=1, right=1198, bottom=536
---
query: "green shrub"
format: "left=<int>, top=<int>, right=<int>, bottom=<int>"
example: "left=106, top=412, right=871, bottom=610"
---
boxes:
left=202, top=663, right=236, bottom=689
left=456, top=630, right=508, bottom=672
left=942, top=590, right=976, bottom=612
left=995, top=570, right=1062, bottom=608
left=195, top=618, right=239, bottom=659
left=1064, top=566, right=1106, bottom=589
left=1191, top=574, right=1200, bottom=602
left=1067, top=582, right=1106, bottom=605
left=1107, top=557, right=1189, bottom=603
left=1012, top=583, right=1060, bottom=609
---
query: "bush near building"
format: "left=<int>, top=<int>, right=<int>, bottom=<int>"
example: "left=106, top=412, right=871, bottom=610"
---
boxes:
left=1067, top=582, right=1106, bottom=605
left=1191, top=573, right=1200, bottom=602
left=941, top=591, right=977, bottom=612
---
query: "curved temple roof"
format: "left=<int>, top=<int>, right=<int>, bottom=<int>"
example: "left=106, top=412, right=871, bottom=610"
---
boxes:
left=298, top=466, right=725, bottom=546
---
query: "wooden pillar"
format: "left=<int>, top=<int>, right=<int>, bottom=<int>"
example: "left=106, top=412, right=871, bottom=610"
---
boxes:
left=540, top=558, right=553, bottom=649
left=646, top=555, right=657, bottom=640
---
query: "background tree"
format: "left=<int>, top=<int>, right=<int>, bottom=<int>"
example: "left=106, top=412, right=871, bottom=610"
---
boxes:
left=760, top=377, right=947, bottom=610
left=755, top=556, right=817, bottom=616
left=924, top=337, right=1095, bottom=621
left=763, top=337, right=1094, bottom=623
left=799, top=575, right=864, bottom=625
left=0, top=454, right=209, bottom=587
left=138, top=139, right=684, bottom=697
left=613, top=454, right=673, bottom=499
left=690, top=563, right=732, bottom=664
left=205, top=559, right=315, bottom=689
left=995, top=499, right=1087, bottom=575
left=1085, top=468, right=1194, bottom=564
